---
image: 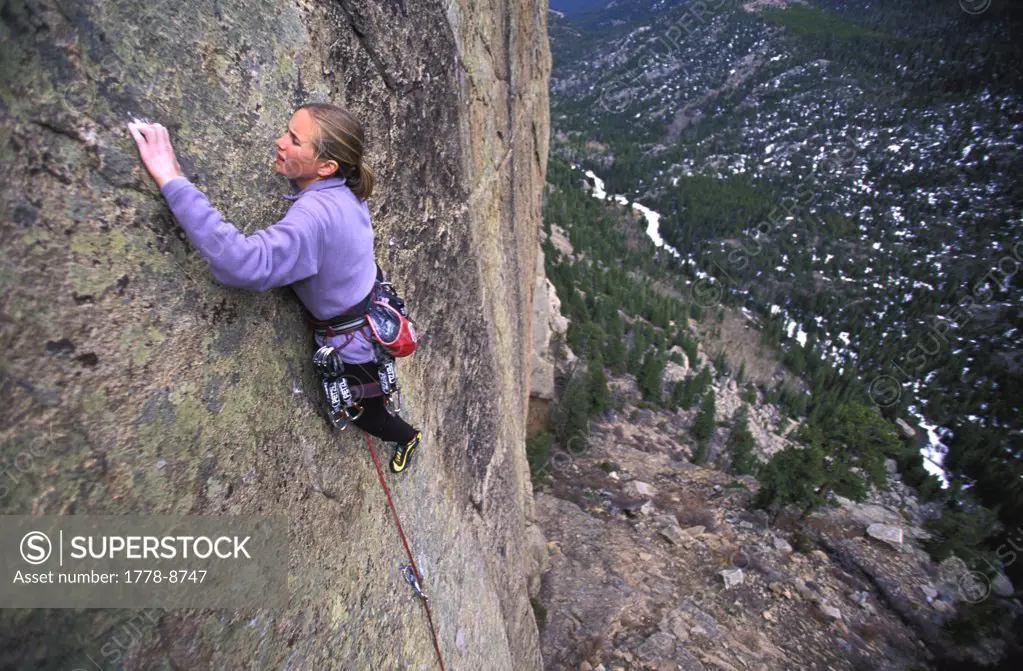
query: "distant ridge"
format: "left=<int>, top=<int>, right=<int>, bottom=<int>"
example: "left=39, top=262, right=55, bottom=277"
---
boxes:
left=549, top=0, right=608, bottom=16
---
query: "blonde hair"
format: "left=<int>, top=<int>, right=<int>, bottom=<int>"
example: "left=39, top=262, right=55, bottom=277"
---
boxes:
left=300, top=103, right=375, bottom=201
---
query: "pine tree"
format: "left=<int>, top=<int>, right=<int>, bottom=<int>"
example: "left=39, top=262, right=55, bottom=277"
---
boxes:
left=604, top=336, right=627, bottom=376
left=784, top=345, right=806, bottom=375
left=756, top=400, right=904, bottom=518
left=691, top=302, right=704, bottom=323
left=588, top=354, right=612, bottom=415
left=555, top=371, right=591, bottom=448
left=671, top=378, right=689, bottom=409
left=729, top=405, right=758, bottom=475
left=583, top=322, right=606, bottom=360
left=638, top=351, right=666, bottom=403
left=627, top=329, right=647, bottom=375
left=526, top=429, right=554, bottom=484
left=787, top=391, right=809, bottom=418
left=691, top=441, right=708, bottom=465
left=714, top=351, right=729, bottom=379
left=753, top=444, right=828, bottom=520
left=923, top=498, right=1000, bottom=566
left=679, top=367, right=713, bottom=410
left=797, top=401, right=903, bottom=496
left=692, top=391, right=717, bottom=443
left=682, top=336, right=699, bottom=369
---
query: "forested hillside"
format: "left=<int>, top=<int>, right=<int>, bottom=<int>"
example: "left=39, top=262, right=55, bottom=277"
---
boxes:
left=542, top=0, right=1023, bottom=659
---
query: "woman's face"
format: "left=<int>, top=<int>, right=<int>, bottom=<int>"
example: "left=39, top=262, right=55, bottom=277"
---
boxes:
left=275, top=108, right=335, bottom=187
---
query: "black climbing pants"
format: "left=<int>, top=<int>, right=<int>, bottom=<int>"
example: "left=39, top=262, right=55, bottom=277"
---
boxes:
left=344, top=361, right=418, bottom=444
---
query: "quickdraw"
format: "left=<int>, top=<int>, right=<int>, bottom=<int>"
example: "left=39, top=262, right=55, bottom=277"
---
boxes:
left=401, top=564, right=427, bottom=600
left=313, top=345, right=364, bottom=430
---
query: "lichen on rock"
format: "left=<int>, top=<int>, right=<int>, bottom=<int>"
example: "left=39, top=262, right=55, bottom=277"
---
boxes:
left=0, top=0, right=551, bottom=668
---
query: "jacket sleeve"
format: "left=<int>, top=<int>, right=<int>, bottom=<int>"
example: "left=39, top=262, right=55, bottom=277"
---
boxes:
left=159, top=177, right=321, bottom=292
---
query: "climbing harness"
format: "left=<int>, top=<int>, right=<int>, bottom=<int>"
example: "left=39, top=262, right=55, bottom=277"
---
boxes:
left=364, top=432, right=446, bottom=670
left=309, top=265, right=418, bottom=429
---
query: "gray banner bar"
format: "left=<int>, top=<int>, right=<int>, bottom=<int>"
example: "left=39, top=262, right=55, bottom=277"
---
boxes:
left=0, top=515, right=288, bottom=608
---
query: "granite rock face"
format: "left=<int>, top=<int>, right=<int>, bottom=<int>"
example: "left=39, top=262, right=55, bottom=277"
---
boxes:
left=527, top=246, right=560, bottom=437
left=530, top=249, right=556, bottom=401
left=0, top=0, right=550, bottom=669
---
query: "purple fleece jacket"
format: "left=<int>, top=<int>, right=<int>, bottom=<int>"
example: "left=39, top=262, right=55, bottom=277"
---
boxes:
left=159, top=175, right=377, bottom=363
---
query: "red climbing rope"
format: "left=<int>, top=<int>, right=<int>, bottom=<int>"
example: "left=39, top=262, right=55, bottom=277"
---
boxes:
left=363, top=432, right=446, bottom=671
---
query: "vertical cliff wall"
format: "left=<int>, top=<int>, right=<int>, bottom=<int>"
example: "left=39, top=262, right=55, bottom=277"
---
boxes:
left=0, top=0, right=550, bottom=668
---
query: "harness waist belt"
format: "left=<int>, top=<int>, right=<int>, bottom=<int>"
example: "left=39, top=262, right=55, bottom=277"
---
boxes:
left=313, top=315, right=368, bottom=338
left=307, top=288, right=375, bottom=338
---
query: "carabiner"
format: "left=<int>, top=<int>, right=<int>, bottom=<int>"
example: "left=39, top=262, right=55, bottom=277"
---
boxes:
left=386, top=389, right=403, bottom=415
left=401, top=564, right=427, bottom=600
left=328, top=411, right=349, bottom=431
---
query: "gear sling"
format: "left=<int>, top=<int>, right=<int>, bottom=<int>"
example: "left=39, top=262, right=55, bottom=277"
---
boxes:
left=309, top=263, right=418, bottom=429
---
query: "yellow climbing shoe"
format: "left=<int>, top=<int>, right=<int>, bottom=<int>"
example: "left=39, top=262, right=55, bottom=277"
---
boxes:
left=391, top=431, right=422, bottom=473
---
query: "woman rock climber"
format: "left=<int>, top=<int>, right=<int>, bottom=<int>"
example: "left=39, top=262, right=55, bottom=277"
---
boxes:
left=127, top=104, right=422, bottom=473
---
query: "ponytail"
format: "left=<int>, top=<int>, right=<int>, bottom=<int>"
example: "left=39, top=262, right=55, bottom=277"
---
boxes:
left=342, top=161, right=375, bottom=201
